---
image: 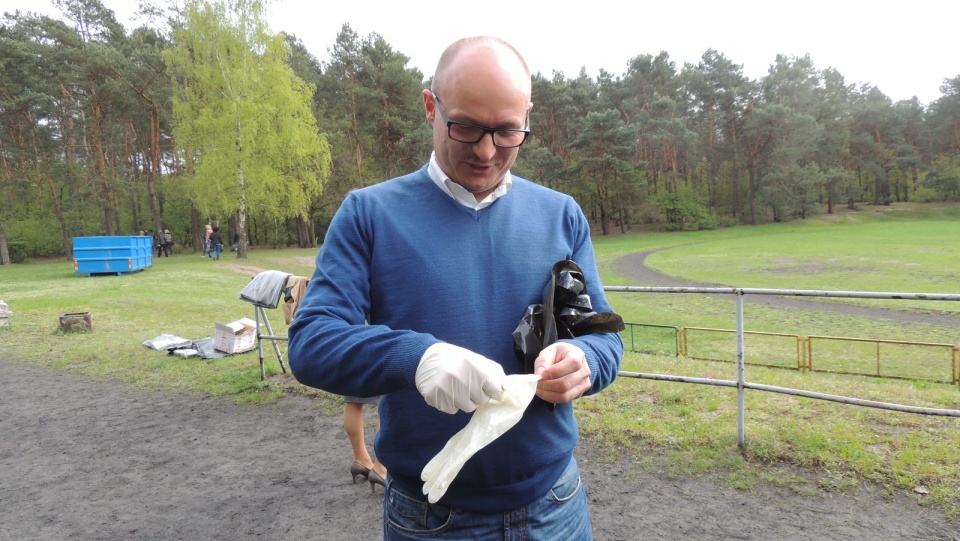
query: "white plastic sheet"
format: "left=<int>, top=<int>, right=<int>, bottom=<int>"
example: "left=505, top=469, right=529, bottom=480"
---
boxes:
left=421, top=374, right=540, bottom=503
left=142, top=334, right=192, bottom=350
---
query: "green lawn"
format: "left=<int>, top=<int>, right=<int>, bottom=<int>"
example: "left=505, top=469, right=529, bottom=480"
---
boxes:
left=2, top=201, right=959, bottom=516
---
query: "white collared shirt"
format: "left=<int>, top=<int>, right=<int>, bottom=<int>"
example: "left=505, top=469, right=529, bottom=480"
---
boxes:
left=427, top=152, right=512, bottom=210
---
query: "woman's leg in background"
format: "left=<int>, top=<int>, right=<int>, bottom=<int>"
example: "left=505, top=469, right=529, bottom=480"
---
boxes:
left=344, top=402, right=373, bottom=469
left=344, top=402, right=387, bottom=479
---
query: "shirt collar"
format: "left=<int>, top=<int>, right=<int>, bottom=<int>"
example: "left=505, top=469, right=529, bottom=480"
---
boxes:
left=427, top=152, right=512, bottom=210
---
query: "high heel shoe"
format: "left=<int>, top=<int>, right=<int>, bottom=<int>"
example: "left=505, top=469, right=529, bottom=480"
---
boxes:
left=350, top=461, right=371, bottom=484
left=368, top=470, right=386, bottom=493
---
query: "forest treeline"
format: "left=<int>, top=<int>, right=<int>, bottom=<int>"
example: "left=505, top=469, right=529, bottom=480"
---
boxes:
left=2, top=0, right=959, bottom=263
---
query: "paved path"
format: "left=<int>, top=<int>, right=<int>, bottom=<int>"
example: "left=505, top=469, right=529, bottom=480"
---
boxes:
left=614, top=249, right=960, bottom=327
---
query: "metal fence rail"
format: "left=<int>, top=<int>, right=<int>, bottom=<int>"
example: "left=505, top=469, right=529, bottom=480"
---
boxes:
left=620, top=322, right=680, bottom=356
left=805, top=334, right=958, bottom=384
left=621, top=323, right=958, bottom=385
left=603, top=286, right=960, bottom=449
left=680, top=326, right=804, bottom=370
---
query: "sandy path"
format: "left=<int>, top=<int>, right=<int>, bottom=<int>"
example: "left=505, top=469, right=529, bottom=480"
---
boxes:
left=2, top=356, right=957, bottom=540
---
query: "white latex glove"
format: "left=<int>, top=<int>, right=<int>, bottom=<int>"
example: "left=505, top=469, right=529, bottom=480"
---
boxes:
left=421, top=374, right=540, bottom=503
left=415, top=343, right=506, bottom=414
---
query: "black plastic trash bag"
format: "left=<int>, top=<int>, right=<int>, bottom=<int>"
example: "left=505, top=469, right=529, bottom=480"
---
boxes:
left=512, top=259, right=625, bottom=375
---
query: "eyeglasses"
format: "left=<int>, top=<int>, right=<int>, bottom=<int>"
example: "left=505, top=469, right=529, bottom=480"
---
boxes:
left=431, top=93, right=530, bottom=148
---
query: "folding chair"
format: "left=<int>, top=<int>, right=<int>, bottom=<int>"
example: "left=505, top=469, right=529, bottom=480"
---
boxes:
left=238, top=270, right=303, bottom=380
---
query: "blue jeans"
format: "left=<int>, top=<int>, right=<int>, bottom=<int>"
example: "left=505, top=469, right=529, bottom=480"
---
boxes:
left=212, top=243, right=222, bottom=260
left=383, top=456, right=591, bottom=540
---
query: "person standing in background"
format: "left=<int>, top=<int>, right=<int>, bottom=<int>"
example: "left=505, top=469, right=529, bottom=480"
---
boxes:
left=344, top=396, right=387, bottom=492
left=155, top=229, right=165, bottom=257
left=208, top=226, right=223, bottom=261
left=203, top=224, right=213, bottom=256
left=162, top=229, right=173, bottom=257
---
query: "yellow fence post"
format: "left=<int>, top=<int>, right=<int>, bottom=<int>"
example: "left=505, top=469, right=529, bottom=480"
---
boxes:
left=798, top=336, right=807, bottom=372
left=678, top=327, right=687, bottom=357
left=954, top=345, right=959, bottom=388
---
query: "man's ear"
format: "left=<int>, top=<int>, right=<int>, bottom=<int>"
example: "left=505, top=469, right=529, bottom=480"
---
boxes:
left=423, top=89, right=436, bottom=123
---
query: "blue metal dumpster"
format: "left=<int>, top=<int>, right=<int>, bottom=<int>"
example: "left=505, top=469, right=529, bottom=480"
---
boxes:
left=73, top=236, right=153, bottom=276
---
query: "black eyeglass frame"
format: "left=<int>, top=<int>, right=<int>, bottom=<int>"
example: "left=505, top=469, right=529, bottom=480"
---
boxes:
left=431, top=93, right=530, bottom=148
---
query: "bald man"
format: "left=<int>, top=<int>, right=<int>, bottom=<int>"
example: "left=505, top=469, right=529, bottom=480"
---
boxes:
left=289, top=36, right=623, bottom=540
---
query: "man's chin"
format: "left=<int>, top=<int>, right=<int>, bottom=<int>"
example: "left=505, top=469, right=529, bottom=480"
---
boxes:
left=457, top=173, right=501, bottom=193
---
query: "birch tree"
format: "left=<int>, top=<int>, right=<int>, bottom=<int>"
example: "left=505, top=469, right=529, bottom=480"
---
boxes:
left=164, top=0, right=330, bottom=258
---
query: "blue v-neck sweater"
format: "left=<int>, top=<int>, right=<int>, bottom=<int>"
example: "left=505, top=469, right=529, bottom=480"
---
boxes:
left=289, top=166, right=623, bottom=512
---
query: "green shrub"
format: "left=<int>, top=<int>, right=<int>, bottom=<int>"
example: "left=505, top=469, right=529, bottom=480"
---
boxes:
left=910, top=186, right=940, bottom=203
left=651, top=187, right=717, bottom=230
left=6, top=219, right=65, bottom=258
left=6, top=241, right=28, bottom=264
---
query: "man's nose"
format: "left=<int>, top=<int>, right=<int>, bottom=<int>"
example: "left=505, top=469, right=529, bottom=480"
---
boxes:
left=473, top=132, right=498, bottom=160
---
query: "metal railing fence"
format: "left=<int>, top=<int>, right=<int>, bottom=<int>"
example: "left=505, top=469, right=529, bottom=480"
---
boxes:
left=621, top=323, right=958, bottom=385
left=805, top=335, right=958, bottom=384
left=603, top=286, right=960, bottom=449
left=680, top=326, right=805, bottom=371
left=619, top=323, right=680, bottom=357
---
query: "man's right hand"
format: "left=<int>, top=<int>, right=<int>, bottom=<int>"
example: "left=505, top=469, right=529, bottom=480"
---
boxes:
left=415, top=343, right=506, bottom=414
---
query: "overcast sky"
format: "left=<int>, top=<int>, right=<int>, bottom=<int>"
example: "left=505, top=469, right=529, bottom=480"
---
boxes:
left=4, top=0, right=956, bottom=105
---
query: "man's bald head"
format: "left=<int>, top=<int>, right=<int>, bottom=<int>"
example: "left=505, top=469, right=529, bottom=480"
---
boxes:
left=430, top=37, right=531, bottom=99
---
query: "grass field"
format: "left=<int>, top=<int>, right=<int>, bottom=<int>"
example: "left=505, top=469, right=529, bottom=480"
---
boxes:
left=1, top=201, right=959, bottom=516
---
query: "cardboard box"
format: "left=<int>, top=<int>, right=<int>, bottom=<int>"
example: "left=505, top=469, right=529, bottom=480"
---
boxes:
left=214, top=317, right=257, bottom=353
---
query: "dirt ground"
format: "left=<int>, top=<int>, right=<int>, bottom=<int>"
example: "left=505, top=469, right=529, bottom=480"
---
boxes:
left=1, top=250, right=959, bottom=540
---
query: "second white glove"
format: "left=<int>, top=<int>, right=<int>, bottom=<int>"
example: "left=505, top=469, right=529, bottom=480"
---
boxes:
left=421, top=373, right=540, bottom=503
left=415, top=343, right=506, bottom=414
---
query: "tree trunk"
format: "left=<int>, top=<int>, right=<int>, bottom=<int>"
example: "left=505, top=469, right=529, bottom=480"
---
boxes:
left=596, top=177, right=610, bottom=235
left=103, top=202, right=116, bottom=236
left=25, top=110, right=72, bottom=258
left=130, top=172, right=141, bottom=233
left=147, top=109, right=163, bottom=234
left=116, top=200, right=122, bottom=235
left=237, top=207, right=248, bottom=258
left=730, top=119, right=742, bottom=219
left=620, top=198, right=630, bottom=234
left=0, top=222, right=10, bottom=265
left=33, top=142, right=72, bottom=258
left=237, top=159, right=249, bottom=259
left=296, top=215, right=312, bottom=248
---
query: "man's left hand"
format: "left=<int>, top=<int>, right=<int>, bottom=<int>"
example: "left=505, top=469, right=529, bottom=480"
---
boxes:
left=533, top=342, right=591, bottom=404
